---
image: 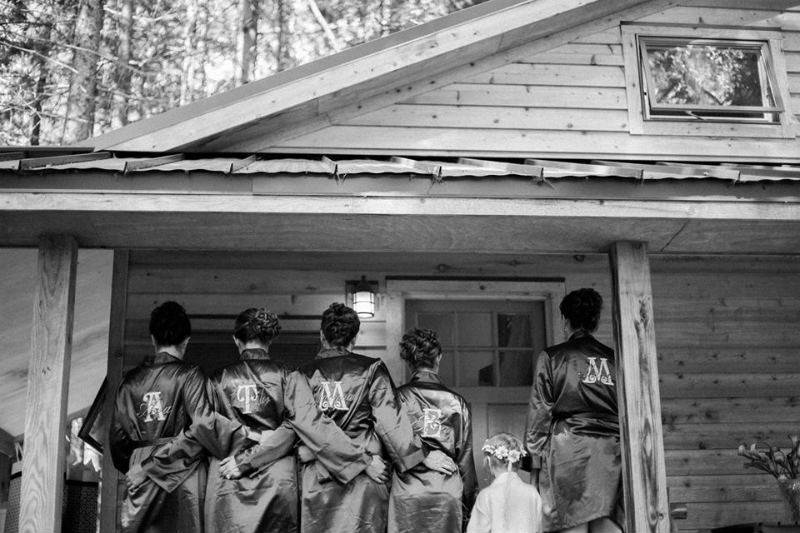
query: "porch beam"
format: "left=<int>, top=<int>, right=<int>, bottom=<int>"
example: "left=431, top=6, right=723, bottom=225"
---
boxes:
left=609, top=241, right=670, bottom=533
left=99, top=250, right=130, bottom=533
left=20, top=234, right=78, bottom=533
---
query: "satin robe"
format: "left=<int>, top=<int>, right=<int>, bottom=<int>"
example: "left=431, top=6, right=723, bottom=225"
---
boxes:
left=388, top=370, right=477, bottom=533
left=110, top=352, right=218, bottom=533
left=294, top=347, right=425, bottom=533
left=524, top=331, right=623, bottom=531
left=204, top=348, right=298, bottom=533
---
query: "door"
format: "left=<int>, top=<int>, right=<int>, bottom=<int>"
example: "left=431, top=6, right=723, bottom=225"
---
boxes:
left=406, top=299, right=550, bottom=487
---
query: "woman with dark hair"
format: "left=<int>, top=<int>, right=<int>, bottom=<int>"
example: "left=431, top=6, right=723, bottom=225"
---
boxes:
left=110, top=301, right=233, bottom=533
left=287, top=303, right=452, bottom=533
left=524, top=288, right=623, bottom=533
left=216, top=305, right=396, bottom=532
left=200, top=307, right=300, bottom=532
left=388, top=328, right=478, bottom=533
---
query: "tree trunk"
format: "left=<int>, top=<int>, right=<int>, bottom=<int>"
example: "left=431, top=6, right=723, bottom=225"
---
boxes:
left=276, top=0, right=292, bottom=72
left=30, top=15, right=54, bottom=146
left=378, top=0, right=392, bottom=37
left=179, top=0, right=199, bottom=105
left=196, top=3, right=210, bottom=95
left=64, top=0, right=105, bottom=143
left=235, top=0, right=258, bottom=85
left=112, top=0, right=133, bottom=128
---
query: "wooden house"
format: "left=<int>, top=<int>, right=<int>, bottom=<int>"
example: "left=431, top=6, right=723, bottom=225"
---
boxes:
left=1, top=0, right=799, bottom=531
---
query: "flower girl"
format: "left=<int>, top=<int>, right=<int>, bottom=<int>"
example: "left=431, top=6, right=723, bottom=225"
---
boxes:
left=466, top=433, right=543, bottom=533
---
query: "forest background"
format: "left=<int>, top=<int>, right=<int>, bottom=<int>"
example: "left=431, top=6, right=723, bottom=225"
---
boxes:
left=0, top=0, right=480, bottom=146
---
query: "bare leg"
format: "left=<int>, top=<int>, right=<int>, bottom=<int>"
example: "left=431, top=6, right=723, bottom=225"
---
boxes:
left=588, top=517, right=622, bottom=533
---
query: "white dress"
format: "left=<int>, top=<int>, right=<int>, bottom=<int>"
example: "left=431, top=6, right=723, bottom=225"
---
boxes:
left=466, top=471, right=543, bottom=533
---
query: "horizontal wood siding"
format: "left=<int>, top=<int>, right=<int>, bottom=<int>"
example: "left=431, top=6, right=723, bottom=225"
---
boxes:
left=122, top=252, right=799, bottom=532
left=651, top=258, right=800, bottom=532
left=274, top=5, right=800, bottom=160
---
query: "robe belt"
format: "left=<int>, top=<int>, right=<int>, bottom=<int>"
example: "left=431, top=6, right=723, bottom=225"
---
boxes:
left=130, top=436, right=174, bottom=450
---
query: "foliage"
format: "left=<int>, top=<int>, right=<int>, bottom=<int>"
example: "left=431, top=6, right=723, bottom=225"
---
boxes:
left=738, top=435, right=800, bottom=480
left=646, top=43, right=768, bottom=108
left=0, top=0, right=482, bottom=146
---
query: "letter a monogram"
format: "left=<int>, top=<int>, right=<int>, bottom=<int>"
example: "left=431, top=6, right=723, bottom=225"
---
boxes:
left=421, top=408, right=443, bottom=438
left=236, top=384, right=260, bottom=414
left=582, top=357, right=614, bottom=386
left=318, top=381, right=349, bottom=412
left=142, top=391, right=167, bottom=422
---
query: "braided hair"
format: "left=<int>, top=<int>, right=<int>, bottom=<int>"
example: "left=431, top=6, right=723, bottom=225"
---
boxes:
left=399, top=328, right=442, bottom=370
left=320, top=303, right=360, bottom=347
left=559, top=288, right=603, bottom=332
left=233, top=307, right=281, bottom=345
left=149, top=301, right=191, bottom=347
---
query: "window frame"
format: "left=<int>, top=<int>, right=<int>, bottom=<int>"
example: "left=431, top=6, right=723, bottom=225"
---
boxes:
left=621, top=23, right=796, bottom=138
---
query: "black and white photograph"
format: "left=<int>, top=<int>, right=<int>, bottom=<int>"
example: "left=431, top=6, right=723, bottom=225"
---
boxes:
left=0, top=0, right=799, bottom=532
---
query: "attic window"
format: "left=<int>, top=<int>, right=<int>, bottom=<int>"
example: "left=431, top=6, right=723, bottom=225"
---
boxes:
left=621, top=24, right=795, bottom=138
left=639, top=37, right=782, bottom=123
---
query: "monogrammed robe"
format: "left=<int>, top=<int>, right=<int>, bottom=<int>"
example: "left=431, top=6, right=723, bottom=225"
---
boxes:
left=204, top=348, right=298, bottom=533
left=388, top=370, right=477, bottom=533
left=110, top=352, right=220, bottom=533
left=524, top=331, right=623, bottom=531
left=294, top=347, right=425, bottom=533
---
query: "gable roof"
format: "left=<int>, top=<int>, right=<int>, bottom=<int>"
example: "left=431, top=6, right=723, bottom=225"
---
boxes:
left=90, top=0, right=665, bottom=152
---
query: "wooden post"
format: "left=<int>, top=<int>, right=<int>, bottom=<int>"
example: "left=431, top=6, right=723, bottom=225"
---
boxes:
left=609, top=241, right=670, bottom=533
left=99, top=250, right=130, bottom=533
left=19, top=235, right=78, bottom=533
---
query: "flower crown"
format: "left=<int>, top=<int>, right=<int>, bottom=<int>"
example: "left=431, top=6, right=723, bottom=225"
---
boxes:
left=481, top=443, right=527, bottom=464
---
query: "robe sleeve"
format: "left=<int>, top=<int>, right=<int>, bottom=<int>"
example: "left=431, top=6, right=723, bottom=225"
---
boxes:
left=524, top=350, right=554, bottom=468
left=369, top=362, right=425, bottom=472
left=284, top=370, right=370, bottom=483
left=457, top=398, right=478, bottom=521
left=465, top=491, right=491, bottom=533
left=109, top=382, right=135, bottom=474
left=142, top=367, right=243, bottom=491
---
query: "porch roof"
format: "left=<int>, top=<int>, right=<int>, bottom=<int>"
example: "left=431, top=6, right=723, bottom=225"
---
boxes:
left=3, top=151, right=800, bottom=182
left=1, top=149, right=799, bottom=255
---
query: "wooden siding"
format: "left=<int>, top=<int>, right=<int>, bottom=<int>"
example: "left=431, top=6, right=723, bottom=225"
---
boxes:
left=269, top=4, right=800, bottom=161
left=651, top=257, right=800, bottom=532
left=119, top=251, right=800, bottom=532
left=0, top=249, right=112, bottom=437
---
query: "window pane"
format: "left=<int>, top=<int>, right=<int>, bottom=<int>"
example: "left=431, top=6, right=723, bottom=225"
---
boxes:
left=498, top=350, right=535, bottom=387
left=645, top=42, right=771, bottom=108
left=437, top=350, right=456, bottom=386
left=457, top=313, right=493, bottom=347
left=416, top=313, right=454, bottom=346
left=497, top=314, right=532, bottom=348
left=458, top=350, right=494, bottom=387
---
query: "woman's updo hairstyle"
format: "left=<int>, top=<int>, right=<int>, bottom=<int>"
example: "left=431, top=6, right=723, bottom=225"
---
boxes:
left=234, top=307, right=281, bottom=344
left=321, top=303, right=360, bottom=347
left=149, top=301, right=191, bottom=347
left=399, top=328, right=442, bottom=370
left=560, top=288, right=603, bottom=332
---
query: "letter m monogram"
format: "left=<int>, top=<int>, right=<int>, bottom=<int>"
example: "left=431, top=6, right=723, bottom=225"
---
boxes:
left=318, top=381, right=349, bottom=412
left=582, top=357, right=615, bottom=386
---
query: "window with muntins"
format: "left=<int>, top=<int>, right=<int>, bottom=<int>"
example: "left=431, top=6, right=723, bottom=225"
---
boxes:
left=621, top=24, right=795, bottom=138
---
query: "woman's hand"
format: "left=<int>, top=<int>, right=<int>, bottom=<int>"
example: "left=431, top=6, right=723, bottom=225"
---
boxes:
left=126, top=463, right=148, bottom=492
left=423, top=450, right=457, bottom=475
left=365, top=455, right=389, bottom=483
left=297, top=444, right=315, bottom=463
left=219, top=456, right=243, bottom=480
